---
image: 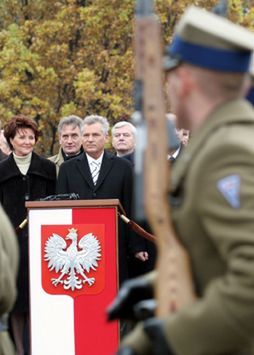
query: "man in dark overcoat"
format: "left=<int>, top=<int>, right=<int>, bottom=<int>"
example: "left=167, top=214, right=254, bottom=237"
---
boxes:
left=57, top=115, right=133, bottom=284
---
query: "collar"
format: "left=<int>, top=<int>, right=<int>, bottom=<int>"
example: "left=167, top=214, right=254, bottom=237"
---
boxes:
left=62, top=147, right=83, bottom=161
left=86, top=152, right=104, bottom=166
left=13, top=151, right=32, bottom=165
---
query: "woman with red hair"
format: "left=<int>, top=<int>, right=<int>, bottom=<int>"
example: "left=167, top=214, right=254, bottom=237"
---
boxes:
left=0, top=115, right=56, bottom=355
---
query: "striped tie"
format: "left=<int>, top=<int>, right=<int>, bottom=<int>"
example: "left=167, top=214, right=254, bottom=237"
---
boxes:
left=91, top=161, right=100, bottom=185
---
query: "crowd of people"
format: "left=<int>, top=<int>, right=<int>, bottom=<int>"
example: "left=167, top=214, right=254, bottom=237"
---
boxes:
left=1, top=3, right=254, bottom=355
left=0, top=110, right=180, bottom=354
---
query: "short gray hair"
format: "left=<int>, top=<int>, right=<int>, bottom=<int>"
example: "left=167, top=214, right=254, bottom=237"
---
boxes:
left=82, top=115, right=109, bottom=135
left=112, top=121, right=137, bottom=137
left=58, top=115, right=83, bottom=135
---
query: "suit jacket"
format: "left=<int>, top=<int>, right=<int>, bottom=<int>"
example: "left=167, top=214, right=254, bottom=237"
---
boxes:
left=121, top=152, right=157, bottom=277
left=57, top=150, right=133, bottom=282
left=121, top=151, right=135, bottom=166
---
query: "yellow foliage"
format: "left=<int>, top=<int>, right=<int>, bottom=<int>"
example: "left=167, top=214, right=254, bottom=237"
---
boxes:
left=0, top=0, right=252, bottom=155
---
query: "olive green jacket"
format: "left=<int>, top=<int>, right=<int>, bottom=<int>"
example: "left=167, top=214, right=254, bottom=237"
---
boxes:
left=123, top=99, right=254, bottom=355
left=0, top=205, right=18, bottom=355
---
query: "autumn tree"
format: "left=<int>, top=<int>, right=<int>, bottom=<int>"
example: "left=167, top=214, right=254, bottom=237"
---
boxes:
left=0, top=0, right=252, bottom=155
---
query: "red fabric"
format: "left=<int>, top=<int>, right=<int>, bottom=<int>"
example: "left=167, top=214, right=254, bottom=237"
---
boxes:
left=41, top=206, right=119, bottom=354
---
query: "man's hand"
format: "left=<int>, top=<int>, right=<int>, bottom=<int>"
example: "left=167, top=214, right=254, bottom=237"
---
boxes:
left=135, top=251, right=149, bottom=261
left=107, top=276, right=154, bottom=321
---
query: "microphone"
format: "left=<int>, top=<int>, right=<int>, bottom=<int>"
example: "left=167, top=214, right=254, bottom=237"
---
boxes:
left=39, top=193, right=80, bottom=201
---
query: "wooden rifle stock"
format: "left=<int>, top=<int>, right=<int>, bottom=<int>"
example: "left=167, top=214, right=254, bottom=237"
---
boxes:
left=134, top=0, right=196, bottom=316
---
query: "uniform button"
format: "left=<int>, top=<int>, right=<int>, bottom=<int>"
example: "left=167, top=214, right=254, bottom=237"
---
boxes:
left=92, top=192, right=97, bottom=198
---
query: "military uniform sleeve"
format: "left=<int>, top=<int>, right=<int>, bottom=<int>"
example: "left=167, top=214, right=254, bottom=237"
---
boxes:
left=0, top=205, right=18, bottom=315
left=166, top=137, right=254, bottom=354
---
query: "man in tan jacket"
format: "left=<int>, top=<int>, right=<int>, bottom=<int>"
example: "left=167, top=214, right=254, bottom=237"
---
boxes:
left=108, top=5, right=254, bottom=355
left=0, top=205, right=18, bottom=355
left=49, top=115, right=83, bottom=175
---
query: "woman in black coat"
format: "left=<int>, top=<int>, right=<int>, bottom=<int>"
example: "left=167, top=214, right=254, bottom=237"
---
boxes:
left=0, top=115, right=56, bottom=355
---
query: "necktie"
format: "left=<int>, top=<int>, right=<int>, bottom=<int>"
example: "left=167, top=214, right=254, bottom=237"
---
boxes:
left=91, top=161, right=100, bottom=185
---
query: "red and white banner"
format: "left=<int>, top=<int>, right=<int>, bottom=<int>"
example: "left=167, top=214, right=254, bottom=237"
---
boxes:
left=29, top=206, right=119, bottom=355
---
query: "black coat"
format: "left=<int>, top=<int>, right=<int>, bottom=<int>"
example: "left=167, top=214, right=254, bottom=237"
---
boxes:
left=121, top=151, right=135, bottom=166
left=0, top=152, right=56, bottom=311
left=121, top=152, right=157, bottom=277
left=0, top=149, right=7, bottom=161
left=57, top=151, right=133, bottom=283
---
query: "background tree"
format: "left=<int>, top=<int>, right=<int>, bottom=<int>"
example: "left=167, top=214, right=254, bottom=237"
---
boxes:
left=0, top=0, right=251, bottom=155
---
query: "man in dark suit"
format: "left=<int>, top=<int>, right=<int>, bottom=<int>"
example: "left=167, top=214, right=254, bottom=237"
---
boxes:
left=112, top=121, right=136, bottom=163
left=57, top=115, right=133, bottom=283
left=112, top=121, right=157, bottom=278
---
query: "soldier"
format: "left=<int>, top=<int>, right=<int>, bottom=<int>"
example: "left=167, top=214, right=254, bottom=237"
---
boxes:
left=108, top=5, right=254, bottom=355
left=0, top=204, right=18, bottom=355
left=49, top=115, right=83, bottom=175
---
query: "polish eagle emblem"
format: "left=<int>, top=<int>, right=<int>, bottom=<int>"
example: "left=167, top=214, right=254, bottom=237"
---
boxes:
left=44, top=228, right=101, bottom=291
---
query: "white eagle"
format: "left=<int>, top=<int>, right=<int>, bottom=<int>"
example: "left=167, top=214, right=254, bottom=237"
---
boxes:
left=44, top=228, right=101, bottom=291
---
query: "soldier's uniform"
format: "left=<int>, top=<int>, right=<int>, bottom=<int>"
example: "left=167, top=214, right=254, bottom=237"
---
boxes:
left=167, top=99, right=254, bottom=355
left=0, top=205, right=18, bottom=355
left=117, top=5, right=254, bottom=355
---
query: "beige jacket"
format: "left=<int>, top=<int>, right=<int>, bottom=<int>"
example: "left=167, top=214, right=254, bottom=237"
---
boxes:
left=48, top=149, right=64, bottom=176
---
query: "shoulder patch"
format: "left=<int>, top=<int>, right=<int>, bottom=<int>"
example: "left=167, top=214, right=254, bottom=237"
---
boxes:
left=217, top=175, right=240, bottom=208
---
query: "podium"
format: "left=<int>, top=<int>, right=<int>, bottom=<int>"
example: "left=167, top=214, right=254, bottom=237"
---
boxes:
left=26, top=199, right=121, bottom=355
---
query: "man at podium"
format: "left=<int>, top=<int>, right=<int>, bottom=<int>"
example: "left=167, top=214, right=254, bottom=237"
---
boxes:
left=57, top=114, right=133, bottom=283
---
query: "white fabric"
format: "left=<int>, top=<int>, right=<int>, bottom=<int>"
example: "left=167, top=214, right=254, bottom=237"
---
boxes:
left=13, top=152, right=32, bottom=175
left=86, top=153, right=103, bottom=185
left=90, top=160, right=100, bottom=185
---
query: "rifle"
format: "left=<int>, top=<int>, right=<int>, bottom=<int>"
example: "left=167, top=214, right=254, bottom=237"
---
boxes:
left=133, top=0, right=196, bottom=316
